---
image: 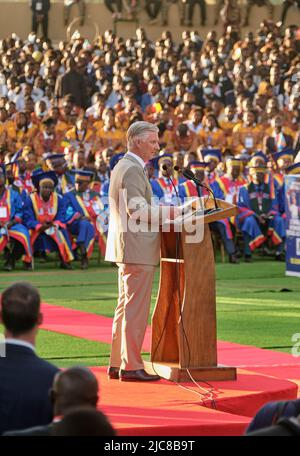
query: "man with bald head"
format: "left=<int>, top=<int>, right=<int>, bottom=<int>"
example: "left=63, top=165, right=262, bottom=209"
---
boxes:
left=3, top=366, right=99, bottom=436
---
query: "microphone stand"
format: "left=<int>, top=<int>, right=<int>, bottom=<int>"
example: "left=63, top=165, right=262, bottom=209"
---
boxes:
left=181, top=168, right=219, bottom=212
left=161, top=165, right=180, bottom=205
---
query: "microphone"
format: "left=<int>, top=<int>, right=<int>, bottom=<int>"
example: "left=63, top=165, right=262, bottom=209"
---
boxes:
left=181, top=167, right=219, bottom=211
left=161, top=164, right=180, bottom=205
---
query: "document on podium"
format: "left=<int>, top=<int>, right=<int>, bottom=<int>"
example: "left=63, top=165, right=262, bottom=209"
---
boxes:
left=164, top=197, right=204, bottom=226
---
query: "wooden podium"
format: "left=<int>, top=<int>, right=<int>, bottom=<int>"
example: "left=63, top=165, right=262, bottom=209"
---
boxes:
left=144, top=198, right=238, bottom=382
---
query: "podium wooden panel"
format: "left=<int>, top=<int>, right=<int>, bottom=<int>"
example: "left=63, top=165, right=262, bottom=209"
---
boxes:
left=144, top=198, right=237, bottom=382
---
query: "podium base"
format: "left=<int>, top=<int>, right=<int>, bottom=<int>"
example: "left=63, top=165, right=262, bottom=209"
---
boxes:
left=144, top=361, right=237, bottom=382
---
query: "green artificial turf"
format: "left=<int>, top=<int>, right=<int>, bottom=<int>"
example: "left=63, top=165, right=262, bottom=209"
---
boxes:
left=0, top=254, right=299, bottom=367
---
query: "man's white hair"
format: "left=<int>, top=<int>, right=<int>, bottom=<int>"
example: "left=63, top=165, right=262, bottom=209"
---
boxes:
left=127, top=121, right=159, bottom=145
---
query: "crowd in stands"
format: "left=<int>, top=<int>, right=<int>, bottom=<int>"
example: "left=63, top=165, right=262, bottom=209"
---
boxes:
left=0, top=21, right=299, bottom=269
left=103, top=0, right=300, bottom=29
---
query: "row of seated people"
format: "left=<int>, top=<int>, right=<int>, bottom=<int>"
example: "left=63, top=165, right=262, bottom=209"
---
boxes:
left=0, top=158, right=108, bottom=271
left=0, top=94, right=299, bottom=159
left=2, top=143, right=299, bottom=269
left=142, top=147, right=299, bottom=263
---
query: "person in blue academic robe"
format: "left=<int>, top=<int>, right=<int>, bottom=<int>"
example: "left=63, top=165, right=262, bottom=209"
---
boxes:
left=44, top=153, right=75, bottom=195
left=0, top=164, right=32, bottom=271
left=23, top=170, right=74, bottom=269
left=63, top=170, right=96, bottom=269
left=178, top=161, right=239, bottom=263
left=151, top=154, right=181, bottom=205
left=237, top=165, right=286, bottom=262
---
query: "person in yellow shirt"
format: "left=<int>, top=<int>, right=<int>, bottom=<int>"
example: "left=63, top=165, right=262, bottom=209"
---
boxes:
left=0, top=108, right=12, bottom=142
left=48, top=106, right=73, bottom=139
left=96, top=108, right=126, bottom=153
left=232, top=110, right=264, bottom=155
left=198, top=113, right=226, bottom=151
left=65, top=116, right=95, bottom=160
left=115, top=96, right=144, bottom=132
left=219, top=105, right=239, bottom=151
left=89, top=95, right=107, bottom=132
left=5, top=112, right=34, bottom=152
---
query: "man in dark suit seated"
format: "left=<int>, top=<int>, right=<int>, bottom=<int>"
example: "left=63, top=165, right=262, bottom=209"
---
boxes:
left=4, top=366, right=99, bottom=436
left=52, top=408, right=115, bottom=436
left=263, top=115, right=294, bottom=155
left=247, top=415, right=300, bottom=436
left=245, top=398, right=300, bottom=434
left=0, top=282, right=59, bottom=435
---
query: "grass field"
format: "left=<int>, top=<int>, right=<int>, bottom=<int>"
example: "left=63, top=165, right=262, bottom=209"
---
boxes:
left=0, top=254, right=300, bottom=368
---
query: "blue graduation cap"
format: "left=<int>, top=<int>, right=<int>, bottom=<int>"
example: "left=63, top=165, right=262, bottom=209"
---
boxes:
left=73, top=169, right=94, bottom=181
left=272, top=148, right=294, bottom=162
left=286, top=162, right=300, bottom=175
left=189, top=161, right=207, bottom=171
left=109, top=153, right=125, bottom=171
left=249, top=151, right=268, bottom=163
left=201, top=149, right=222, bottom=163
left=146, top=156, right=159, bottom=170
left=32, top=170, right=58, bottom=189
left=44, top=153, right=66, bottom=161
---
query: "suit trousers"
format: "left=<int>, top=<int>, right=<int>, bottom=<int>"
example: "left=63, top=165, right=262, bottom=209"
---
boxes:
left=110, top=263, right=155, bottom=371
left=32, top=13, right=49, bottom=38
left=64, top=0, right=86, bottom=26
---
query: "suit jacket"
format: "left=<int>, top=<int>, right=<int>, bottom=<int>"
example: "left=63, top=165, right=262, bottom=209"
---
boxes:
left=55, top=70, right=88, bottom=109
left=264, top=133, right=294, bottom=154
left=105, top=153, right=161, bottom=266
left=0, top=343, right=59, bottom=435
left=3, top=422, right=56, bottom=436
left=246, top=398, right=300, bottom=433
left=30, top=0, right=51, bottom=14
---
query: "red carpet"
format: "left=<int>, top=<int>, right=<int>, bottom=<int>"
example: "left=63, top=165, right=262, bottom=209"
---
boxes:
left=40, top=302, right=300, bottom=373
left=91, top=367, right=297, bottom=436
left=40, top=303, right=300, bottom=435
left=40, top=302, right=152, bottom=349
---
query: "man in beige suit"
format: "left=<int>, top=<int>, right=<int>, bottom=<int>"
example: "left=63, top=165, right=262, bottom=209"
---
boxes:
left=105, top=121, right=181, bottom=381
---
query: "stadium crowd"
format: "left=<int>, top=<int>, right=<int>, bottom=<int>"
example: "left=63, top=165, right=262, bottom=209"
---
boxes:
left=0, top=21, right=299, bottom=270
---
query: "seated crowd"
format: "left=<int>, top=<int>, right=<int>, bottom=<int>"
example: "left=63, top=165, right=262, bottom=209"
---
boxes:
left=0, top=21, right=299, bottom=269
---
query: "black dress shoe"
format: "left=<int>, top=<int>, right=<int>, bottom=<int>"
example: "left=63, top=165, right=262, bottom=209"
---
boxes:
left=81, top=256, right=88, bottom=270
left=120, top=369, right=160, bottom=382
left=229, top=254, right=239, bottom=264
left=23, top=262, right=33, bottom=271
left=107, top=367, right=120, bottom=379
left=60, top=262, right=73, bottom=270
left=3, top=260, right=12, bottom=272
left=3, top=257, right=14, bottom=271
left=245, top=254, right=252, bottom=263
left=275, top=252, right=285, bottom=262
